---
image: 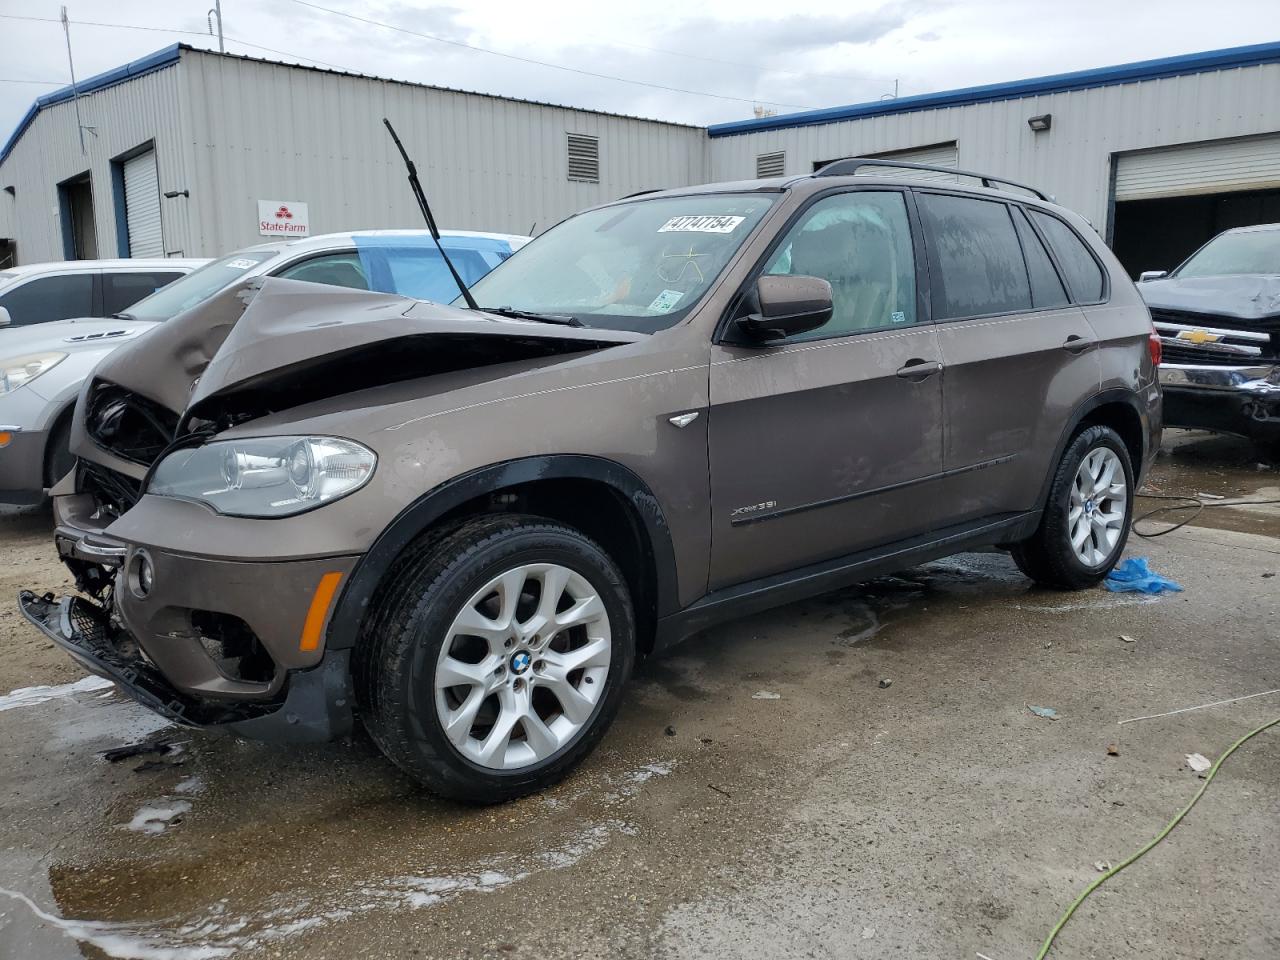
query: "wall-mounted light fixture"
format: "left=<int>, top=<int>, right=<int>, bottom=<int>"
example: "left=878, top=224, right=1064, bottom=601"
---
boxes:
left=1027, top=114, right=1052, bottom=133
left=163, top=189, right=190, bottom=199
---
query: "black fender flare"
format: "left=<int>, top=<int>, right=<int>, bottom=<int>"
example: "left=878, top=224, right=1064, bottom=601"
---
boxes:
left=1033, top=388, right=1151, bottom=514
left=324, top=454, right=680, bottom=649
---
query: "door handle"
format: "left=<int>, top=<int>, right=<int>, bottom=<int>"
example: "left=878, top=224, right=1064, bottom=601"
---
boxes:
left=895, top=358, right=943, bottom=381
left=1062, top=335, right=1094, bottom=355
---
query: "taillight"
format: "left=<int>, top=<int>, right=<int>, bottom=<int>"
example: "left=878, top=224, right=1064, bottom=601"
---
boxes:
left=1148, top=329, right=1162, bottom=366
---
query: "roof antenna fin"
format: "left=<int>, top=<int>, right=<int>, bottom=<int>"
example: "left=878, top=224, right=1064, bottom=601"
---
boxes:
left=382, top=118, right=479, bottom=310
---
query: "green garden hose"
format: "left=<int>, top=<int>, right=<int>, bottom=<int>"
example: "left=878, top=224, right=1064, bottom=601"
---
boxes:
left=1034, top=715, right=1280, bottom=959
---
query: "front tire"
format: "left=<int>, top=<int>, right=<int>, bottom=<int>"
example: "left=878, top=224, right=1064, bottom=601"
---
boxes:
left=1012, top=425, right=1134, bottom=590
left=357, top=514, right=635, bottom=804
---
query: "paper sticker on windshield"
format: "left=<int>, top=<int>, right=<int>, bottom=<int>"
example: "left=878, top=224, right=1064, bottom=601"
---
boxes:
left=658, top=215, right=745, bottom=234
left=226, top=258, right=258, bottom=269
left=890, top=311, right=907, bottom=324
left=648, top=289, right=685, bottom=313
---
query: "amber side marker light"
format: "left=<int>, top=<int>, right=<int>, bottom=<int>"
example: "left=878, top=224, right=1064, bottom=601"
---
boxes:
left=300, top=572, right=344, bottom=652
left=0, top=431, right=12, bottom=448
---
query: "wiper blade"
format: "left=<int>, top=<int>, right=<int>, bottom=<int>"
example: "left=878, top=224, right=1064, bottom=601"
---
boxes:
left=482, top=306, right=583, bottom=327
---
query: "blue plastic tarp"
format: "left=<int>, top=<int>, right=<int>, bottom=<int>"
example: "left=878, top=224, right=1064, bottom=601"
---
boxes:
left=1104, top=557, right=1184, bottom=594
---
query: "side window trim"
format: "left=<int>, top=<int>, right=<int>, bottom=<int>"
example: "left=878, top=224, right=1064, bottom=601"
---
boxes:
left=715, top=184, right=928, bottom=346
left=1021, top=205, right=1111, bottom=306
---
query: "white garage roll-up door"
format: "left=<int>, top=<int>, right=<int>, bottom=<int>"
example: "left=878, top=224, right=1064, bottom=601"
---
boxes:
left=865, top=142, right=959, bottom=180
left=122, top=150, right=163, bottom=257
left=1114, top=133, right=1280, bottom=202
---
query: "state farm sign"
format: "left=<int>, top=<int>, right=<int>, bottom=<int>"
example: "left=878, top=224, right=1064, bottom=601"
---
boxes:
left=257, top=200, right=310, bottom=237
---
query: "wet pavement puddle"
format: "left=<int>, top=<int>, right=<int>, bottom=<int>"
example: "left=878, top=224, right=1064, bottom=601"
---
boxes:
left=0, top=674, right=680, bottom=959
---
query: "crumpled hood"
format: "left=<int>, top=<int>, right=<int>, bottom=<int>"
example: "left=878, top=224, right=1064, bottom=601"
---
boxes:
left=89, top=276, right=642, bottom=433
left=1139, top=274, right=1280, bottom=327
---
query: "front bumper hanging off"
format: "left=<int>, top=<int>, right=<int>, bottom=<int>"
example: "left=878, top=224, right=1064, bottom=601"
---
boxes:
left=1159, top=364, right=1280, bottom=442
left=18, top=590, right=354, bottom=741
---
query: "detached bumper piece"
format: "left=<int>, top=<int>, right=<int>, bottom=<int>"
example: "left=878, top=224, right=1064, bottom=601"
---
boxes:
left=1160, top=364, right=1280, bottom=442
left=17, top=590, right=280, bottom=727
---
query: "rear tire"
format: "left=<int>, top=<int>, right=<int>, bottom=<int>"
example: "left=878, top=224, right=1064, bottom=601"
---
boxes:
left=1012, top=425, right=1134, bottom=590
left=356, top=514, right=635, bottom=804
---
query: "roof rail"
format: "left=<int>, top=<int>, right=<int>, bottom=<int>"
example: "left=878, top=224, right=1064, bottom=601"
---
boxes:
left=813, top=157, right=1051, bottom=202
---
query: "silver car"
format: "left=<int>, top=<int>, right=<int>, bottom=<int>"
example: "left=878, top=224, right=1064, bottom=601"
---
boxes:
left=0, top=258, right=205, bottom=329
left=0, top=230, right=527, bottom=503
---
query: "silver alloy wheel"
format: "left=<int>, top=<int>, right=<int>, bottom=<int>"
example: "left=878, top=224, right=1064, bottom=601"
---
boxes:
left=1069, top=447, right=1127, bottom=567
left=433, top=562, right=611, bottom=771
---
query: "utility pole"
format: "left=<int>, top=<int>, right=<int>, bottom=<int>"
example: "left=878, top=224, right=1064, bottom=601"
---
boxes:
left=60, top=6, right=86, bottom=155
left=208, top=0, right=225, bottom=53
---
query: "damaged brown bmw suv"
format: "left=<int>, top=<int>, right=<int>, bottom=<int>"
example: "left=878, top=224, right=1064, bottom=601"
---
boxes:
left=21, top=159, right=1161, bottom=803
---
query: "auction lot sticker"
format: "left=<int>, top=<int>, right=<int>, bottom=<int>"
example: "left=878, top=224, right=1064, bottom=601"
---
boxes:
left=658, top=215, right=745, bottom=234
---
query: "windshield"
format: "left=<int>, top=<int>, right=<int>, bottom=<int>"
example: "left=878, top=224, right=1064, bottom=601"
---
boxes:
left=121, top=251, right=278, bottom=321
left=464, top=194, right=777, bottom=331
left=1175, top=229, right=1280, bottom=279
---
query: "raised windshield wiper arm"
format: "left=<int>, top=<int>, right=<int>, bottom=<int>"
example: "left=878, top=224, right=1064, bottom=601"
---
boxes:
left=382, top=117, right=480, bottom=311
left=483, top=306, right=584, bottom=327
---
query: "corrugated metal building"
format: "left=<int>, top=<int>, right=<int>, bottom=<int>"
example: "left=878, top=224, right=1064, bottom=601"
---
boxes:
left=708, top=42, right=1280, bottom=275
left=2, top=40, right=1278, bottom=274
left=0, top=45, right=708, bottom=264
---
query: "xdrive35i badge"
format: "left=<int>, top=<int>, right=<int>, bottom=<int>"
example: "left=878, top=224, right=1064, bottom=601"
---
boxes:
left=730, top=500, right=777, bottom=518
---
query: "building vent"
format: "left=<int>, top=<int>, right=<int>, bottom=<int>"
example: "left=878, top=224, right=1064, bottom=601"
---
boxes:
left=567, top=134, right=600, bottom=183
left=756, top=151, right=786, bottom=178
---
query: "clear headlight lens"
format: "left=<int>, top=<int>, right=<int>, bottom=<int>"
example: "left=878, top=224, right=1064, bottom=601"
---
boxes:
left=0, top=352, right=67, bottom=395
left=149, top=436, right=376, bottom=517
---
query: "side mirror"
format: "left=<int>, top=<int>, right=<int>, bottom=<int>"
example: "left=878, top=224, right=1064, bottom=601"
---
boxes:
left=1138, top=270, right=1168, bottom=282
left=736, top=275, right=833, bottom=341
left=0, top=306, right=10, bottom=328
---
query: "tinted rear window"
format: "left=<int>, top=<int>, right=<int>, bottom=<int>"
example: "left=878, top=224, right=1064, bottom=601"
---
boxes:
left=0, top=273, right=94, bottom=325
left=102, top=271, right=184, bottom=315
left=1029, top=210, right=1105, bottom=302
left=918, top=193, right=1031, bottom=319
left=1011, top=207, right=1069, bottom=309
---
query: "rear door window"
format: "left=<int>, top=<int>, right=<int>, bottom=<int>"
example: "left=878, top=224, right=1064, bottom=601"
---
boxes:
left=1029, top=210, right=1106, bottom=302
left=1011, top=207, right=1069, bottom=309
left=917, top=193, right=1031, bottom=319
left=102, top=272, right=184, bottom=315
left=0, top=273, right=95, bottom=325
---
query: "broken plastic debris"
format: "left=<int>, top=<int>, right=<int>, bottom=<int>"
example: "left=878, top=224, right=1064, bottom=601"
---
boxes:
left=751, top=691, right=781, bottom=700
left=1186, top=753, right=1212, bottom=773
left=861, top=926, right=876, bottom=940
left=1093, top=860, right=1112, bottom=872
left=127, top=801, right=192, bottom=835
left=1027, top=705, right=1058, bottom=720
left=1104, top=557, right=1183, bottom=595
left=878, top=678, right=893, bottom=689
left=101, top=739, right=177, bottom=763
left=1119, top=635, right=1137, bottom=643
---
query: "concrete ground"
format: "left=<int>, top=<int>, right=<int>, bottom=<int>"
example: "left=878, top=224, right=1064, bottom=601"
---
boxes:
left=0, top=430, right=1277, bottom=960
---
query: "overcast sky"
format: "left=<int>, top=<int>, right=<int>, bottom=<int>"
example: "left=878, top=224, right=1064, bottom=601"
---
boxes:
left=1, top=0, right=1275, bottom=140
